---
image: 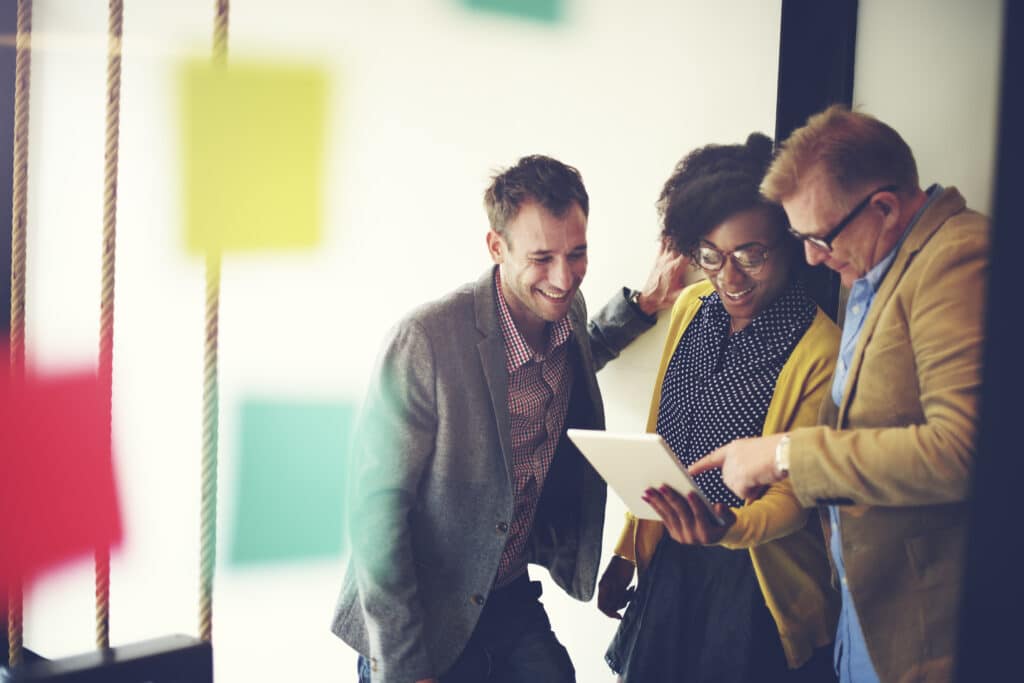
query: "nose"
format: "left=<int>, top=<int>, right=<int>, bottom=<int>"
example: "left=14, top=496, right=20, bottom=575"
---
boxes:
left=804, top=241, right=828, bottom=266
left=716, top=255, right=749, bottom=288
left=717, top=257, right=746, bottom=286
left=549, top=257, right=573, bottom=290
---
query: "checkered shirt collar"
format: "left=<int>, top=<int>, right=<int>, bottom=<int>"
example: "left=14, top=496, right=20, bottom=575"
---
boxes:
left=494, top=269, right=573, bottom=373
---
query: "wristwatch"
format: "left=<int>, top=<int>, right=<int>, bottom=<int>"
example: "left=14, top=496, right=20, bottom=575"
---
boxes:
left=627, top=289, right=643, bottom=308
left=774, top=434, right=791, bottom=479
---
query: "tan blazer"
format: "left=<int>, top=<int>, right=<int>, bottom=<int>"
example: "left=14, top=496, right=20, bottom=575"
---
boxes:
left=789, top=187, right=989, bottom=683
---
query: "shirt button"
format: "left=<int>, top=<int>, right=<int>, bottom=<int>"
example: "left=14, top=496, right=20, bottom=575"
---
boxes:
left=841, top=577, right=848, bottom=587
left=471, top=594, right=486, bottom=606
left=496, top=522, right=509, bottom=534
left=852, top=304, right=863, bottom=315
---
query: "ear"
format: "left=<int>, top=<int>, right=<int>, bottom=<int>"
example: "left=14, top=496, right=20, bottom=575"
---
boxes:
left=486, top=229, right=506, bottom=265
left=872, top=191, right=900, bottom=231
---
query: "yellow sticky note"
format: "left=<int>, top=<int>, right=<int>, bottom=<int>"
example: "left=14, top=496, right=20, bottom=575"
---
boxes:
left=179, top=59, right=328, bottom=253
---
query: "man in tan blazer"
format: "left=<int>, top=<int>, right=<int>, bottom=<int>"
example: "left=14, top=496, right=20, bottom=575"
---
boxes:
left=690, top=106, right=988, bottom=683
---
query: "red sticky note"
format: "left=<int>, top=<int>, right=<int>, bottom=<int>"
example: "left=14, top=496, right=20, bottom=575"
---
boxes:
left=0, top=364, right=122, bottom=587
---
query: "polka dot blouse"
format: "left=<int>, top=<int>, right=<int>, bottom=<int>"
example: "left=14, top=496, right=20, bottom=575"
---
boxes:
left=656, top=279, right=817, bottom=507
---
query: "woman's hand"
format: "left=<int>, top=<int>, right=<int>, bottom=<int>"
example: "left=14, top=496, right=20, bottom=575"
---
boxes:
left=643, top=486, right=736, bottom=546
left=597, top=555, right=636, bottom=620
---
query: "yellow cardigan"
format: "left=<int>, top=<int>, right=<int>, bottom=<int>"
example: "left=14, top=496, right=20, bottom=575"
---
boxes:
left=612, top=280, right=841, bottom=669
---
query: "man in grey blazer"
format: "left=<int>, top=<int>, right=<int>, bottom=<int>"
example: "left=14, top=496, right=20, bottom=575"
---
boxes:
left=331, top=155, right=684, bottom=683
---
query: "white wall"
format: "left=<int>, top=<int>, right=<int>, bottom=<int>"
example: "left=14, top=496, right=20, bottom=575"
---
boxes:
left=853, top=0, right=1003, bottom=214
left=21, top=2, right=782, bottom=681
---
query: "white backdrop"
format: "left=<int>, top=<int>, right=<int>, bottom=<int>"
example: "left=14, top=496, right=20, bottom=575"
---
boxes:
left=18, top=1, right=1001, bottom=681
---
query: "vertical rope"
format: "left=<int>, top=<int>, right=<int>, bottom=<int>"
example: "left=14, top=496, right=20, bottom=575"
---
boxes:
left=95, top=0, right=124, bottom=652
left=7, top=0, right=31, bottom=669
left=198, top=0, right=228, bottom=644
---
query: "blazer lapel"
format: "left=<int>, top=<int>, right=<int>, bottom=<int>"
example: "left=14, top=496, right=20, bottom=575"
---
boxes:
left=837, top=188, right=967, bottom=424
left=475, top=268, right=515, bottom=483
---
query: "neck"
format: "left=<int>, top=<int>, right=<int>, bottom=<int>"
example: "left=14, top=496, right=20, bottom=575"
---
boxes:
left=729, top=316, right=751, bottom=334
left=519, top=320, right=549, bottom=353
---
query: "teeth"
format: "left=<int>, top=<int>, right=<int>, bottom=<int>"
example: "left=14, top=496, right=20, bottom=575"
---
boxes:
left=725, top=287, right=754, bottom=300
left=540, top=290, right=568, bottom=300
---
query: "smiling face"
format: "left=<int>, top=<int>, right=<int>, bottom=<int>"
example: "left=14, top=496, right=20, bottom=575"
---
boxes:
left=487, top=200, right=588, bottom=347
left=699, top=206, right=792, bottom=331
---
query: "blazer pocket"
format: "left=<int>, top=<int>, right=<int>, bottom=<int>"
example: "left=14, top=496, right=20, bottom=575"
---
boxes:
left=904, top=522, right=967, bottom=589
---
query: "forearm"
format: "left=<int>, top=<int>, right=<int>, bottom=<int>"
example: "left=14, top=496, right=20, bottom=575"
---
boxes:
left=790, top=421, right=974, bottom=507
left=588, top=288, right=657, bottom=371
left=720, top=479, right=809, bottom=549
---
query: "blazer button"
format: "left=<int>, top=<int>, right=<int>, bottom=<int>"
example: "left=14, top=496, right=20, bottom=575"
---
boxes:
left=496, top=522, right=509, bottom=534
left=471, top=594, right=485, bottom=606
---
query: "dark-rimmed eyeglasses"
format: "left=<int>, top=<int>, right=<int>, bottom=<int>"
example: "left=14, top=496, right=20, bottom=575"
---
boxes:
left=788, top=184, right=899, bottom=253
left=691, top=241, right=777, bottom=275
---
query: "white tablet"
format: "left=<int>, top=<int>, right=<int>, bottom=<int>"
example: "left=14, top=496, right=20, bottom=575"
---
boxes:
left=566, top=428, right=725, bottom=524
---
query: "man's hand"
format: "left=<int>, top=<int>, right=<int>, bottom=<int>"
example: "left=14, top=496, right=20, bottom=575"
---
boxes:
left=597, top=555, right=636, bottom=619
left=642, top=486, right=736, bottom=545
left=635, top=237, right=691, bottom=316
left=688, top=435, right=785, bottom=500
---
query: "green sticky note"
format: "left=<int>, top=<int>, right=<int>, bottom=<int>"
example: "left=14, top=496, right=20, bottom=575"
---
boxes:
left=460, top=0, right=564, bottom=23
left=228, top=399, right=354, bottom=565
left=179, top=59, right=328, bottom=254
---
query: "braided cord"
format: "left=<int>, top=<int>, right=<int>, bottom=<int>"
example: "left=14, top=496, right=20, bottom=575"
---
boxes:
left=198, top=0, right=228, bottom=644
left=95, top=0, right=124, bottom=651
left=7, top=0, right=31, bottom=668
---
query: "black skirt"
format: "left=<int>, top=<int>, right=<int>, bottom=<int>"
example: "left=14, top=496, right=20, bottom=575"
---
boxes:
left=605, top=536, right=790, bottom=683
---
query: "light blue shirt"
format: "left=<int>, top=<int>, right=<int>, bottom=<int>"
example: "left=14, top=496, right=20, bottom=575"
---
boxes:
left=828, top=184, right=942, bottom=682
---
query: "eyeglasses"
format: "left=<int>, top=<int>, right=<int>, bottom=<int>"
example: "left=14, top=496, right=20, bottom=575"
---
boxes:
left=788, top=184, right=899, bottom=253
left=692, top=242, right=776, bottom=275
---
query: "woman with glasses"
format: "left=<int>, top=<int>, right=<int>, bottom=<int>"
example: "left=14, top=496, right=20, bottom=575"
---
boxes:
left=599, top=133, right=840, bottom=683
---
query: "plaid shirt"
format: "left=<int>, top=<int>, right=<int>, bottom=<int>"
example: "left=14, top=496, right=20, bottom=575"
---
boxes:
left=493, top=271, right=574, bottom=587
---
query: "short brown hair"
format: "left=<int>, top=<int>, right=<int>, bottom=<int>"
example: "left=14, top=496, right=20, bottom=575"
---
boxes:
left=483, top=155, right=589, bottom=236
left=761, top=105, right=919, bottom=205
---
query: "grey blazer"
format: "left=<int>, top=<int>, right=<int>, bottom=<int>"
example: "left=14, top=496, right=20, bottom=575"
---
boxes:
left=331, top=268, right=651, bottom=682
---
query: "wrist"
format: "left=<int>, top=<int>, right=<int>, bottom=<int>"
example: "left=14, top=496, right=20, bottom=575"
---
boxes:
left=774, top=434, right=791, bottom=480
left=630, top=289, right=658, bottom=317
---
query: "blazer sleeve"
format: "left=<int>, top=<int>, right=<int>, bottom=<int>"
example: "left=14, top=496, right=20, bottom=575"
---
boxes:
left=348, top=319, right=438, bottom=682
left=720, top=313, right=839, bottom=548
left=790, top=225, right=987, bottom=507
left=587, top=287, right=658, bottom=372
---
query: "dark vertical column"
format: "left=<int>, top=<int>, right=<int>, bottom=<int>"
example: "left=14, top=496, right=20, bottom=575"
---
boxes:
left=1, top=1, right=16, bottom=337
left=956, top=3, right=1022, bottom=680
left=774, top=0, right=858, bottom=320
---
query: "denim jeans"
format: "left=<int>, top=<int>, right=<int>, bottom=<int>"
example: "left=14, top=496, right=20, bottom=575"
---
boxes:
left=357, top=574, right=574, bottom=683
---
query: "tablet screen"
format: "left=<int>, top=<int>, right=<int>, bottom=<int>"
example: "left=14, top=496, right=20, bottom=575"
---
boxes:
left=566, top=428, right=725, bottom=524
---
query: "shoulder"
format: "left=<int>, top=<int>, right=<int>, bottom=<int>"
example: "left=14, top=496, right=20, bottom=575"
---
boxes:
left=399, top=279, right=479, bottom=335
left=914, top=189, right=990, bottom=260
left=909, top=204, right=989, bottom=289
left=378, top=280, right=481, bottom=365
left=668, top=279, right=713, bottom=323
left=802, top=306, right=841, bottom=353
left=782, top=305, right=840, bottom=379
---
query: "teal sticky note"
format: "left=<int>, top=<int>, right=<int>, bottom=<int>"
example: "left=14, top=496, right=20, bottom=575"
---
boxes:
left=460, top=0, right=564, bottom=23
left=228, top=399, right=354, bottom=565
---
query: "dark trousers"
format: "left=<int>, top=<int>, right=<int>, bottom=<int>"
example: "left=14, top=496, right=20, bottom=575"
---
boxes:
left=357, top=574, right=574, bottom=683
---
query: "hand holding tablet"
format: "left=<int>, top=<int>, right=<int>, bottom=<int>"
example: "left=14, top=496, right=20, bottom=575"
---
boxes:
left=566, top=429, right=727, bottom=526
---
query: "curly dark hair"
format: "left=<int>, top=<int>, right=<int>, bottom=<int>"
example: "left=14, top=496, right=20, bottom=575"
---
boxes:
left=484, top=155, right=589, bottom=236
left=659, top=133, right=792, bottom=257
